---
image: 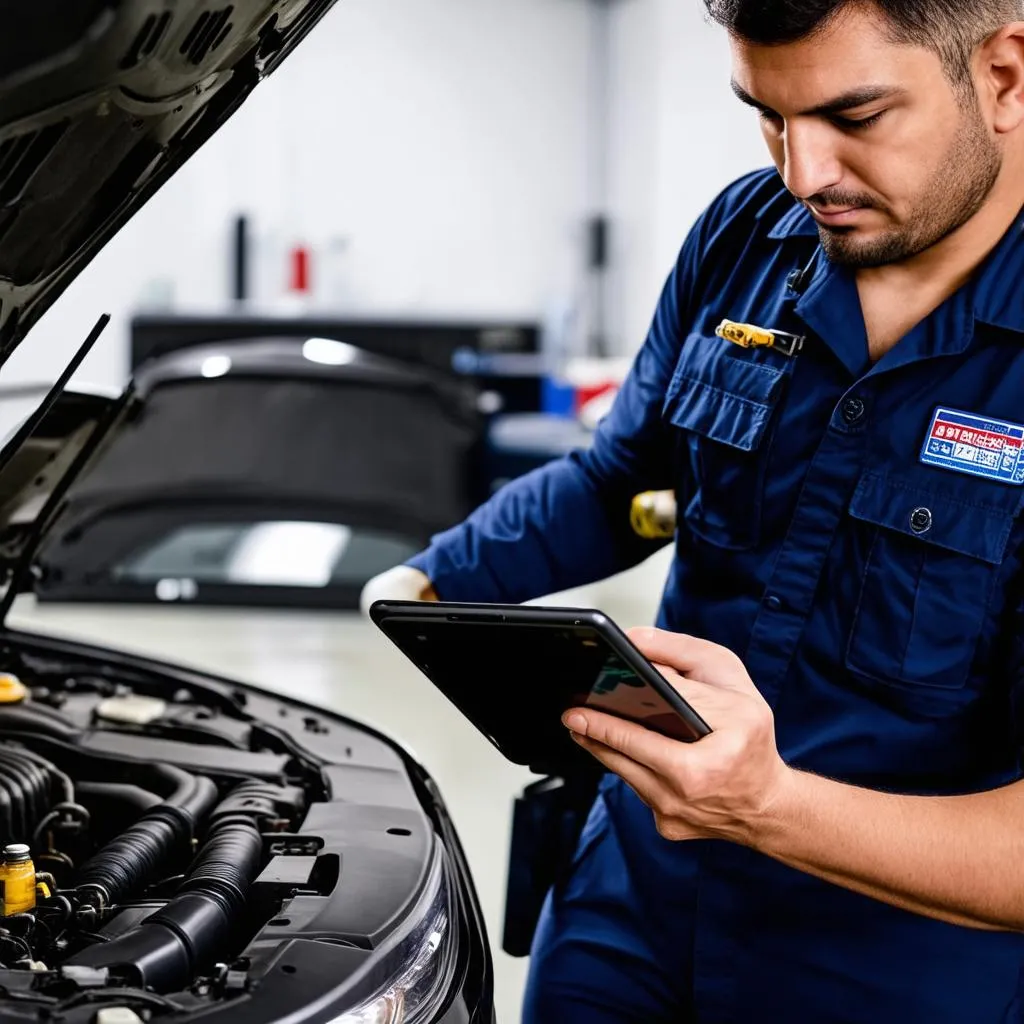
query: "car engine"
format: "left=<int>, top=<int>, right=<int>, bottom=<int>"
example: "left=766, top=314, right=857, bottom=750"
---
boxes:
left=0, top=632, right=473, bottom=1024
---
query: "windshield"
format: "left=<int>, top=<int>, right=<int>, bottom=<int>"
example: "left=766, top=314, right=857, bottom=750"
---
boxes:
left=109, top=519, right=420, bottom=597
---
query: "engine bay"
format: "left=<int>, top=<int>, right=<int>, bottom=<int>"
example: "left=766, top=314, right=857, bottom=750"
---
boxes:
left=0, top=631, right=458, bottom=1023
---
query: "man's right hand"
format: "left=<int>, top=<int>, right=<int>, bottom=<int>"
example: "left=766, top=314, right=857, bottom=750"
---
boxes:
left=359, top=565, right=438, bottom=618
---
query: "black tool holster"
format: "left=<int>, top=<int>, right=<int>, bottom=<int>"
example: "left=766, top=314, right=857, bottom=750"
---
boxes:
left=500, top=768, right=602, bottom=957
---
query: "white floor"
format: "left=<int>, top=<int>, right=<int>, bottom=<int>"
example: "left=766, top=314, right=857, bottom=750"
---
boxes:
left=6, top=547, right=673, bottom=1023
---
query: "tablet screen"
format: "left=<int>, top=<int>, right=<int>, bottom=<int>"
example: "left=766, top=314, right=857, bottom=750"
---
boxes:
left=377, top=615, right=695, bottom=768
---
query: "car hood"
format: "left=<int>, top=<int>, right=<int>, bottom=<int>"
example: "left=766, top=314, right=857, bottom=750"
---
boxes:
left=0, top=0, right=337, bottom=356
left=0, top=0, right=340, bottom=610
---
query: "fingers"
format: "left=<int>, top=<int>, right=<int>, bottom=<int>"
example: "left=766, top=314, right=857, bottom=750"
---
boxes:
left=568, top=732, right=668, bottom=806
left=627, top=627, right=752, bottom=692
left=564, top=708, right=681, bottom=776
left=568, top=731, right=703, bottom=843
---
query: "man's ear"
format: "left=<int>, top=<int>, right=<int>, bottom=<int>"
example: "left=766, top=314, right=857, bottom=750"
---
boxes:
left=976, top=23, right=1024, bottom=134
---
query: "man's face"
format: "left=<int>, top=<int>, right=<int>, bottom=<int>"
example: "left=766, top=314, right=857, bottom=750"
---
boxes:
left=729, top=2, right=1003, bottom=267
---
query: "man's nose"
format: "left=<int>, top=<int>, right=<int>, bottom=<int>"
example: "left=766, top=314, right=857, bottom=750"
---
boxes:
left=782, top=123, right=843, bottom=202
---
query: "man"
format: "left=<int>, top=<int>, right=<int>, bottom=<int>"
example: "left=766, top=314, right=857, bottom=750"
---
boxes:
left=365, top=1, right=1024, bottom=1019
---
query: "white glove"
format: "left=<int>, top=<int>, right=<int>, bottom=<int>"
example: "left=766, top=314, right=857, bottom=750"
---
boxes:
left=359, top=565, right=438, bottom=618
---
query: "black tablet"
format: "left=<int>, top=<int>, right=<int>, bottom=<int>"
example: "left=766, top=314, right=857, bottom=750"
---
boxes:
left=369, top=600, right=711, bottom=772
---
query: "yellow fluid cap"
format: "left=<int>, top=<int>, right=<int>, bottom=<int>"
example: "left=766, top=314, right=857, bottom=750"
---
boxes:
left=0, top=674, right=27, bottom=704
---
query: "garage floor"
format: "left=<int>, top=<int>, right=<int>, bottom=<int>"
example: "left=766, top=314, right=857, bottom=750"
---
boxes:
left=7, top=548, right=673, bottom=1023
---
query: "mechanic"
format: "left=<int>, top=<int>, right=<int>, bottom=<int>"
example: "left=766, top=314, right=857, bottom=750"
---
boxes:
left=364, top=0, right=1024, bottom=1020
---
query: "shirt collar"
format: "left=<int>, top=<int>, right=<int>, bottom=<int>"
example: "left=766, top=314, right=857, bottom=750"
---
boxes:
left=761, top=197, right=818, bottom=239
left=970, top=210, right=1024, bottom=336
left=763, top=192, right=1024, bottom=336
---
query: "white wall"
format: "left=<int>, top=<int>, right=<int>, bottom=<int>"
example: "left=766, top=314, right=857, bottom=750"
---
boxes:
left=6, top=0, right=779, bottom=392
left=605, top=0, right=770, bottom=353
left=6, top=0, right=593, bottom=391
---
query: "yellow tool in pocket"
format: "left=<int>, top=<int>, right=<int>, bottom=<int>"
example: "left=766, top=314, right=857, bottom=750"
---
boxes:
left=630, top=490, right=677, bottom=540
left=715, top=319, right=805, bottom=357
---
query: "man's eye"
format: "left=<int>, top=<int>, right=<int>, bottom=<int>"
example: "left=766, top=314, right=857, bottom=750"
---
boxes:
left=832, top=111, right=886, bottom=130
left=757, top=109, right=784, bottom=130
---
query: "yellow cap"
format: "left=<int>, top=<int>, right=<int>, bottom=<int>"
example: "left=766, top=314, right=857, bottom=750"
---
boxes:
left=0, top=674, right=27, bottom=704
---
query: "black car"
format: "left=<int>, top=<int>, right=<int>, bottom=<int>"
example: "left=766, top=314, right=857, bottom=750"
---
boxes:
left=0, top=3, right=495, bottom=1021
left=31, top=335, right=484, bottom=611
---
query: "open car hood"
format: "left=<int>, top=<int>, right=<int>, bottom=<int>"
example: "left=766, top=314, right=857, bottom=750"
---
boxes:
left=0, top=0, right=340, bottom=607
left=0, top=0, right=337, bottom=355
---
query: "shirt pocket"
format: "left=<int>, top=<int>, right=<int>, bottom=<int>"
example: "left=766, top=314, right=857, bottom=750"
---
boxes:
left=845, top=471, right=1017, bottom=702
left=662, top=333, right=789, bottom=550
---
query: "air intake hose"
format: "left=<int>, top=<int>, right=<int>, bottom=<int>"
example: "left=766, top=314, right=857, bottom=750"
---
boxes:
left=74, top=769, right=217, bottom=911
left=69, top=783, right=283, bottom=992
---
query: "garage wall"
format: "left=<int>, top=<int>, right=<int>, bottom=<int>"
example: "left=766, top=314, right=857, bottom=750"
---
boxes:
left=7, top=0, right=593, bottom=391
left=604, top=0, right=770, bottom=353
left=8, top=0, right=784, bottom=395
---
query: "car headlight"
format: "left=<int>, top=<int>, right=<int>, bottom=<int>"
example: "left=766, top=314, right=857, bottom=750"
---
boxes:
left=330, top=842, right=458, bottom=1024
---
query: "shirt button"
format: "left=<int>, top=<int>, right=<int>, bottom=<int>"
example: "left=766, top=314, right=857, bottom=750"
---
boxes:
left=909, top=506, right=933, bottom=534
left=841, top=397, right=866, bottom=425
left=764, top=594, right=784, bottom=611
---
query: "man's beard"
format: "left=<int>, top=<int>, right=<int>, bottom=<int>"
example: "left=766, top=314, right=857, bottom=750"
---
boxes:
left=810, top=105, right=1003, bottom=268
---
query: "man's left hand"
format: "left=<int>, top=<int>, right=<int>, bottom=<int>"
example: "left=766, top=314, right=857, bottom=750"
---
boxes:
left=562, top=627, right=795, bottom=845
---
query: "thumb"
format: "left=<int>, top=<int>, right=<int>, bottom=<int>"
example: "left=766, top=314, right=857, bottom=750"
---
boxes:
left=627, top=627, right=753, bottom=693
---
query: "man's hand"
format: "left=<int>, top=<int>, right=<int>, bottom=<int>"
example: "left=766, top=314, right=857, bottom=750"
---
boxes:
left=563, top=626, right=1024, bottom=932
left=562, top=627, right=795, bottom=845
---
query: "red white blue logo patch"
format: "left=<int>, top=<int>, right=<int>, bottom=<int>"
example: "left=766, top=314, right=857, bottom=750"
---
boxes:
left=920, top=407, right=1024, bottom=485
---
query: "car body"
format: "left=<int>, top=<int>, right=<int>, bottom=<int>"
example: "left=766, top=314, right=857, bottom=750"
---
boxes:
left=0, top=2, right=496, bottom=1020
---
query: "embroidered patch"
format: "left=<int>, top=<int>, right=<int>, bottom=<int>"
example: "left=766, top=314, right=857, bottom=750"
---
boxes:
left=920, top=407, right=1024, bottom=485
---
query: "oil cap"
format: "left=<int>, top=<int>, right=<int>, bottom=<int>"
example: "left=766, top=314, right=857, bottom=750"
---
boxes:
left=0, top=674, right=27, bottom=704
left=3, top=844, right=30, bottom=863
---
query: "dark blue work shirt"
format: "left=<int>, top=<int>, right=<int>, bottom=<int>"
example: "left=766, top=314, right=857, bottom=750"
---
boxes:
left=410, top=168, right=1024, bottom=1022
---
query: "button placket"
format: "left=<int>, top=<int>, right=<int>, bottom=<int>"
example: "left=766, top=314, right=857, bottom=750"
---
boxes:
left=744, top=427, right=869, bottom=702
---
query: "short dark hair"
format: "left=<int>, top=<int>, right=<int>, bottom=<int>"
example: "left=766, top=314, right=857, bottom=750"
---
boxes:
left=704, top=0, right=1023, bottom=88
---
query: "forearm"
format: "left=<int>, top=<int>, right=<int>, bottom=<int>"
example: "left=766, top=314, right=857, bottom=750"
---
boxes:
left=750, top=770, right=1024, bottom=931
left=409, top=454, right=667, bottom=604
